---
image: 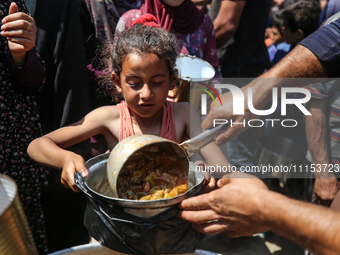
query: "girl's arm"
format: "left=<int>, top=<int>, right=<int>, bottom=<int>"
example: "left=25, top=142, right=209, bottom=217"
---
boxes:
left=28, top=135, right=87, bottom=192
left=27, top=106, right=119, bottom=191
left=178, top=103, right=230, bottom=177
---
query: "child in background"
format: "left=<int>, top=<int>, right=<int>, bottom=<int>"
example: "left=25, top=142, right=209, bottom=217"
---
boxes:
left=27, top=16, right=229, bottom=192
left=281, top=0, right=321, bottom=48
left=270, top=11, right=291, bottom=66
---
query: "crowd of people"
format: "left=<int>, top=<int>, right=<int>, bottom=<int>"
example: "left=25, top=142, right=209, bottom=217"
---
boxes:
left=1, top=0, right=340, bottom=254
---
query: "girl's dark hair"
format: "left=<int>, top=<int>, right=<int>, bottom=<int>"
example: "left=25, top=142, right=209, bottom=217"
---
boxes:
left=97, top=24, right=178, bottom=103
left=113, top=24, right=178, bottom=77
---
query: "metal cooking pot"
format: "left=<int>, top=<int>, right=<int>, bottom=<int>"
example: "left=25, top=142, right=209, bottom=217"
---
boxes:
left=107, top=124, right=226, bottom=197
left=76, top=153, right=205, bottom=217
left=74, top=154, right=206, bottom=254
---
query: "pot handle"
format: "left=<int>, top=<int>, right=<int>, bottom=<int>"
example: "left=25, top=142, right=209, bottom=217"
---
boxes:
left=74, top=171, right=92, bottom=197
left=75, top=171, right=157, bottom=226
left=180, top=124, right=227, bottom=156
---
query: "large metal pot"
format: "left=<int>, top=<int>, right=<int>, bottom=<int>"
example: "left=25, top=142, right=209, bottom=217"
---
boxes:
left=74, top=153, right=205, bottom=254
left=77, top=153, right=205, bottom=217
left=0, top=174, right=38, bottom=255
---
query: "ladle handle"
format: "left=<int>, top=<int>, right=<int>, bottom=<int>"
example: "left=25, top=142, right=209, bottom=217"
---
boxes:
left=180, top=124, right=227, bottom=157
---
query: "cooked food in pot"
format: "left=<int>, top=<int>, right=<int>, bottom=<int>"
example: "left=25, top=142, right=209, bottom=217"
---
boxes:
left=117, top=143, right=188, bottom=200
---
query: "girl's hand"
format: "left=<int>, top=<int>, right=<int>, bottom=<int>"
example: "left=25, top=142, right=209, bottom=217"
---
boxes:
left=1, top=2, right=37, bottom=66
left=167, top=90, right=179, bottom=102
left=203, top=172, right=216, bottom=193
left=195, top=160, right=216, bottom=193
left=61, top=154, right=88, bottom=192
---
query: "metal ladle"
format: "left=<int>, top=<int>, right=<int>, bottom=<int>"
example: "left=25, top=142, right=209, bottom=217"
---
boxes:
left=107, top=124, right=227, bottom=197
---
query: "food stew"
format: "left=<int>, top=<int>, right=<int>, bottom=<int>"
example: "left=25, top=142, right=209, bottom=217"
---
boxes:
left=117, top=143, right=188, bottom=200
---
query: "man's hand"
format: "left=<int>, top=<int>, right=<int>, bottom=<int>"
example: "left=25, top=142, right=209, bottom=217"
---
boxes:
left=314, top=177, right=340, bottom=207
left=180, top=172, right=270, bottom=237
left=201, top=87, right=259, bottom=146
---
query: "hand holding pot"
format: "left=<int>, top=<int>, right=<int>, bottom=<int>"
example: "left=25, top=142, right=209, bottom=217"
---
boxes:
left=314, top=176, right=340, bottom=207
left=179, top=172, right=270, bottom=236
left=195, top=160, right=216, bottom=193
left=60, top=153, right=88, bottom=192
left=28, top=132, right=89, bottom=192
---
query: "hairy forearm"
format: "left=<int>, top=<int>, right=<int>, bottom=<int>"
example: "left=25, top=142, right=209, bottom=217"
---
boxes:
left=306, top=99, right=330, bottom=166
left=264, top=45, right=327, bottom=79
left=241, top=45, right=328, bottom=112
left=261, top=191, right=340, bottom=255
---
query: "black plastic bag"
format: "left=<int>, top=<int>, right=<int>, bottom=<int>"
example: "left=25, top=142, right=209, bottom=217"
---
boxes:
left=75, top=172, right=203, bottom=254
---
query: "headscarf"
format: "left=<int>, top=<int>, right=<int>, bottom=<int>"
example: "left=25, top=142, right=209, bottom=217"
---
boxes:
left=140, top=0, right=205, bottom=34
left=84, top=0, right=142, bottom=43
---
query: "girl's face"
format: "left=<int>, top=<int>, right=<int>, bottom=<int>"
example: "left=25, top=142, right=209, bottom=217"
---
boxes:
left=114, top=52, right=175, bottom=119
left=270, top=26, right=284, bottom=46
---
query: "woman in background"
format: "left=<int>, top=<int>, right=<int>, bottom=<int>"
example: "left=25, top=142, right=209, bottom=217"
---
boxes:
left=0, top=1, right=48, bottom=254
left=115, top=0, right=221, bottom=77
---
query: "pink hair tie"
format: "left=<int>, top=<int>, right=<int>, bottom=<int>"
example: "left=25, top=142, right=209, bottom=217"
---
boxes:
left=132, top=14, right=160, bottom=28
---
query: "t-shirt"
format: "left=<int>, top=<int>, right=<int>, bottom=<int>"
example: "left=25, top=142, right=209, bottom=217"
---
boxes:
left=271, top=42, right=292, bottom=66
left=319, top=0, right=340, bottom=25
left=210, top=0, right=271, bottom=78
left=299, top=18, right=340, bottom=77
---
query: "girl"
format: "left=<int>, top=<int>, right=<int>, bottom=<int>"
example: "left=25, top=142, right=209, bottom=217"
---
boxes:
left=28, top=18, right=228, bottom=192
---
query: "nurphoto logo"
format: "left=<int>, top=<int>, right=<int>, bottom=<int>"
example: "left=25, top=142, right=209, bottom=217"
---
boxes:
left=199, top=83, right=312, bottom=128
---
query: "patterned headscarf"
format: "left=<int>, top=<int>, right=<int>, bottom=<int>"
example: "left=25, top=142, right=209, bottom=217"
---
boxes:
left=84, top=0, right=142, bottom=43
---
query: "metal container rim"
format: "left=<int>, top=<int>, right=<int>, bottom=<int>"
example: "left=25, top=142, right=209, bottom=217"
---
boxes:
left=0, top=174, right=18, bottom=218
